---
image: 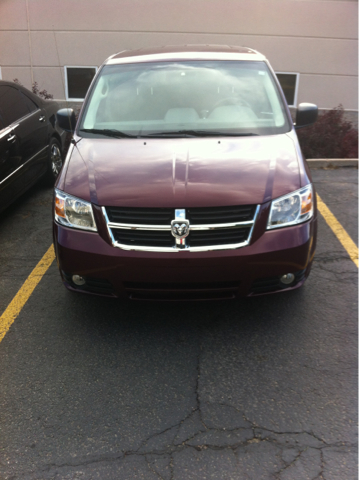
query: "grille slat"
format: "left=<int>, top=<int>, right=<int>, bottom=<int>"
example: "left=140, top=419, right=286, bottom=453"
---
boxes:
left=125, top=281, right=240, bottom=291
left=107, top=206, right=174, bottom=225
left=187, top=205, right=256, bottom=224
left=129, top=291, right=236, bottom=301
left=124, top=281, right=240, bottom=301
left=188, top=227, right=250, bottom=247
left=112, top=228, right=174, bottom=247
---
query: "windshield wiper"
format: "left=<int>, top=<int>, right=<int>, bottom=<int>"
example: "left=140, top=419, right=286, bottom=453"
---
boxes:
left=142, top=130, right=259, bottom=138
left=79, top=128, right=136, bottom=138
left=80, top=128, right=259, bottom=139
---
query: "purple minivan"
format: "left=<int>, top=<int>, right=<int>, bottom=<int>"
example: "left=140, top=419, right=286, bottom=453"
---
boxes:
left=54, top=45, right=318, bottom=300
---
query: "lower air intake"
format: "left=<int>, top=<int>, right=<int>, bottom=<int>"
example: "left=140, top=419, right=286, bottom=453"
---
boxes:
left=124, top=281, right=240, bottom=301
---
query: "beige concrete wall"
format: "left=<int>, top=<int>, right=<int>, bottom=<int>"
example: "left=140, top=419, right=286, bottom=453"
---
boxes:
left=0, top=0, right=357, bottom=110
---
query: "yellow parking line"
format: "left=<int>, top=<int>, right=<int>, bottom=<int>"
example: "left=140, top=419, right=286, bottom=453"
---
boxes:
left=0, top=244, right=55, bottom=343
left=317, top=194, right=358, bottom=267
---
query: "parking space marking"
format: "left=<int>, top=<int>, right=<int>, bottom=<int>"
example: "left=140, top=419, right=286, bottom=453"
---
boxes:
left=317, top=193, right=358, bottom=267
left=0, top=244, right=55, bottom=343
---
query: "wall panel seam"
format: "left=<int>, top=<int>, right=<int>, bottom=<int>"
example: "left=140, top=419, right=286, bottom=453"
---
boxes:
left=0, top=29, right=357, bottom=41
left=298, top=73, right=358, bottom=77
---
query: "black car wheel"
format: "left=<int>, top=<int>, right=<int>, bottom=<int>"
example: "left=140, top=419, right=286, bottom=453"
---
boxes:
left=45, top=138, right=63, bottom=184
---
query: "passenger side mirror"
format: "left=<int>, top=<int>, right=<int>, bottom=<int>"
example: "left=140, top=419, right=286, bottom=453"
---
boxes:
left=57, top=108, right=77, bottom=133
left=295, top=103, right=318, bottom=129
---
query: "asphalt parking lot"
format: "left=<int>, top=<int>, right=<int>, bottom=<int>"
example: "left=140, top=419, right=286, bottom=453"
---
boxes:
left=0, top=168, right=357, bottom=480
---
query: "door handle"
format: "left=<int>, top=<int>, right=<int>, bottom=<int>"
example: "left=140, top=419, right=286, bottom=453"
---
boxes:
left=7, top=134, right=16, bottom=143
left=39, top=115, right=46, bottom=122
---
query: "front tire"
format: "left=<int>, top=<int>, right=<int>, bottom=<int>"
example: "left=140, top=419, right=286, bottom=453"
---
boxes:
left=45, top=138, right=63, bottom=185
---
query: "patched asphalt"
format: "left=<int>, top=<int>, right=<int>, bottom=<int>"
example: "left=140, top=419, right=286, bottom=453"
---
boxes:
left=0, top=168, right=357, bottom=479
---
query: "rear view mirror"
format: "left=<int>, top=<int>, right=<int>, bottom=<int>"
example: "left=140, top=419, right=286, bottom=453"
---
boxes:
left=295, top=103, right=318, bottom=129
left=57, top=108, right=76, bottom=133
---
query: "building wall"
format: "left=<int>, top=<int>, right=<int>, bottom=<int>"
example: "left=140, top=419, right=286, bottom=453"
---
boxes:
left=0, top=0, right=357, bottom=112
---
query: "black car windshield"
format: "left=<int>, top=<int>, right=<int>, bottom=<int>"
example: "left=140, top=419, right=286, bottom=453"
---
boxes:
left=79, top=61, right=290, bottom=138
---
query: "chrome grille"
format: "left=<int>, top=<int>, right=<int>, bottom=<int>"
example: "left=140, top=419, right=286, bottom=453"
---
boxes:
left=103, top=205, right=259, bottom=252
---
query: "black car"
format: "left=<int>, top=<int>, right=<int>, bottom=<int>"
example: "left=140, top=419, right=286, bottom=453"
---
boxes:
left=0, top=80, right=65, bottom=213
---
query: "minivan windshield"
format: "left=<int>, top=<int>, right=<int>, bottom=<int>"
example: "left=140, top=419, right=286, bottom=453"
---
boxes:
left=79, top=61, right=291, bottom=138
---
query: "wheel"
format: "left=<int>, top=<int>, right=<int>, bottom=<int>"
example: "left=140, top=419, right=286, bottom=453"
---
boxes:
left=44, top=138, right=63, bottom=185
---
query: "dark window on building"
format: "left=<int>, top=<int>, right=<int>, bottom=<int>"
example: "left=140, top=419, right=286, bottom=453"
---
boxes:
left=0, top=86, right=30, bottom=128
left=65, top=67, right=97, bottom=100
left=276, top=73, right=299, bottom=107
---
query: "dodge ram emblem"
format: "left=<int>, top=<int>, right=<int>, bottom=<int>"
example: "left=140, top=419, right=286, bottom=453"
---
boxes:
left=171, top=219, right=190, bottom=239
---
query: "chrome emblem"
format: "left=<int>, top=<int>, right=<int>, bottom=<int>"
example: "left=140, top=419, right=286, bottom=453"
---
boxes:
left=171, top=209, right=190, bottom=239
left=171, top=219, right=190, bottom=239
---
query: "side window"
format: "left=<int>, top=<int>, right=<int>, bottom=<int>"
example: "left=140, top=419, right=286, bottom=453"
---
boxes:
left=21, top=92, right=39, bottom=113
left=0, top=86, right=30, bottom=128
left=0, top=86, right=9, bottom=129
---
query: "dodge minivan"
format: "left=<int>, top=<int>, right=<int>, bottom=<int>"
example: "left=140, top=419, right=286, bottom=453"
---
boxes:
left=54, top=45, right=318, bottom=300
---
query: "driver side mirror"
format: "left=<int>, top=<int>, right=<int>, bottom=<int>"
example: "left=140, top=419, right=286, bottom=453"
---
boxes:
left=57, top=108, right=77, bottom=133
left=295, top=103, right=318, bottom=129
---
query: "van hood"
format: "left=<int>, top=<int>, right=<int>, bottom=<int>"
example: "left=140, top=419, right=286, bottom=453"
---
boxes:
left=63, top=134, right=301, bottom=207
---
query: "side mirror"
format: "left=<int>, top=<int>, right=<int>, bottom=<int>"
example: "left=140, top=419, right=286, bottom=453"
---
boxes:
left=295, top=103, right=318, bottom=129
left=57, top=108, right=76, bottom=133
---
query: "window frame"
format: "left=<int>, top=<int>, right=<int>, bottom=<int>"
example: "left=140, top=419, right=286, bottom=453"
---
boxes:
left=275, top=72, right=300, bottom=108
left=64, top=65, right=98, bottom=101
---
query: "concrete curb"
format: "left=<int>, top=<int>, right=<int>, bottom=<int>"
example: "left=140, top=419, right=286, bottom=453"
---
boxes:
left=307, top=158, right=358, bottom=168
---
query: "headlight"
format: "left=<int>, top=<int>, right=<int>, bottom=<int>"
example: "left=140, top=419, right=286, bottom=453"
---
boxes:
left=55, top=189, right=97, bottom=231
left=267, top=184, right=313, bottom=229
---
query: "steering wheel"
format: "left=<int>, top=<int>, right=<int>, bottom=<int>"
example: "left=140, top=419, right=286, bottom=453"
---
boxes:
left=210, top=96, right=251, bottom=113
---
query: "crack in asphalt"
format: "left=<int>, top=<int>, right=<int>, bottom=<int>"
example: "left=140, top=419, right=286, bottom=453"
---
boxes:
left=10, top=405, right=357, bottom=479
left=1, top=324, right=357, bottom=479
left=318, top=448, right=325, bottom=480
left=314, top=263, right=357, bottom=278
left=169, top=454, right=174, bottom=480
left=192, top=327, right=207, bottom=431
left=3, top=323, right=357, bottom=478
left=275, top=448, right=304, bottom=478
left=145, top=455, right=166, bottom=480
left=252, top=427, right=327, bottom=445
left=313, top=254, right=356, bottom=264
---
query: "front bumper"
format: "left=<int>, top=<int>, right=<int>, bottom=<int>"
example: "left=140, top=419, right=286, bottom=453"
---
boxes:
left=53, top=204, right=317, bottom=300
